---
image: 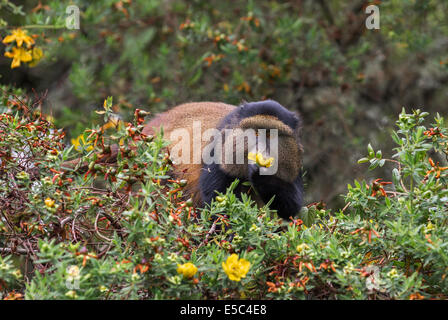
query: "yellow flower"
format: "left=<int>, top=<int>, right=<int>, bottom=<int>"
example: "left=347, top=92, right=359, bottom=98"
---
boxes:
left=388, top=269, right=399, bottom=278
left=12, top=269, right=22, bottom=279
left=177, top=262, right=198, bottom=279
left=296, top=243, right=309, bottom=254
left=425, top=221, right=435, bottom=233
left=101, top=116, right=122, bottom=131
left=4, top=47, right=32, bottom=69
left=2, top=28, right=35, bottom=48
left=248, top=152, right=274, bottom=168
left=65, top=290, right=78, bottom=299
left=28, top=47, right=44, bottom=67
left=222, top=254, right=250, bottom=282
left=71, top=134, right=94, bottom=152
left=44, top=197, right=55, bottom=208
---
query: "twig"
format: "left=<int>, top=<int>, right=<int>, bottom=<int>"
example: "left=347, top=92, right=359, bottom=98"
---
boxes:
left=342, top=202, right=351, bottom=212
left=197, top=221, right=217, bottom=249
left=94, top=212, right=113, bottom=242
left=0, top=247, right=28, bottom=254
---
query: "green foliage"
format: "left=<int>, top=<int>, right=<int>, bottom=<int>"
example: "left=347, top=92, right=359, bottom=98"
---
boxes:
left=1, top=0, right=448, bottom=300
left=0, top=89, right=447, bottom=299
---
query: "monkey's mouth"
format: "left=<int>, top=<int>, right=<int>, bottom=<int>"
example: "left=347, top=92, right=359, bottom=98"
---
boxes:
left=247, top=151, right=276, bottom=178
left=247, top=151, right=274, bottom=168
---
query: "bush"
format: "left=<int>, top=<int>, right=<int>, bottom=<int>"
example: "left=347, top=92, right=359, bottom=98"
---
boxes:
left=0, top=87, right=447, bottom=299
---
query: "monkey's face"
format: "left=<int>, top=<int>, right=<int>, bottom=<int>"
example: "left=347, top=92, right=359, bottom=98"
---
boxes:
left=219, top=114, right=302, bottom=183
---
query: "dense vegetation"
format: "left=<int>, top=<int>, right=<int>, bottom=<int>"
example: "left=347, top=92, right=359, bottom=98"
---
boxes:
left=0, top=0, right=447, bottom=299
left=0, top=90, right=447, bottom=299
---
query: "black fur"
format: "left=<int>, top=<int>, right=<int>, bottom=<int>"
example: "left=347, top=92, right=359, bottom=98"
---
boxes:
left=199, top=100, right=304, bottom=219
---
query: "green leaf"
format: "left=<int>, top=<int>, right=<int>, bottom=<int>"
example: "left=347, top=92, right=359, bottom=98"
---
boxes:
left=367, top=143, right=374, bottom=157
left=298, top=206, right=316, bottom=227
left=358, top=157, right=369, bottom=164
left=392, top=168, right=401, bottom=187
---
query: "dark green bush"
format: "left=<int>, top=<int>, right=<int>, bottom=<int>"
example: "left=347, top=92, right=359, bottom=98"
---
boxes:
left=0, top=87, right=447, bottom=299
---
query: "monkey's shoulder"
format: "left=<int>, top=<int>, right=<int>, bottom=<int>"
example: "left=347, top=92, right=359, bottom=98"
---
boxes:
left=143, top=101, right=236, bottom=136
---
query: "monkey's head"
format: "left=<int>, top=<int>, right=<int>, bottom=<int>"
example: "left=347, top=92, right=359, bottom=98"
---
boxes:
left=218, top=100, right=303, bottom=185
left=200, top=100, right=304, bottom=219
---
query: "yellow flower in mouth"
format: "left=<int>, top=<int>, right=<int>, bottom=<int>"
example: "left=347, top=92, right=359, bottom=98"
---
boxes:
left=222, top=254, right=250, bottom=282
left=2, top=28, right=35, bottom=48
left=177, top=262, right=198, bottom=279
left=248, top=152, right=274, bottom=168
left=71, top=134, right=94, bottom=152
left=4, top=47, right=32, bottom=69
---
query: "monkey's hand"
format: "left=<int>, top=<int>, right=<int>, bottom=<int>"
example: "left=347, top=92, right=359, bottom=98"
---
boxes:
left=248, top=165, right=303, bottom=220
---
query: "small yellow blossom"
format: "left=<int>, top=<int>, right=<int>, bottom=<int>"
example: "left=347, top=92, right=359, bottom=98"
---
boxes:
left=424, top=221, right=435, bottom=233
left=2, top=28, right=35, bottom=48
left=249, top=223, right=260, bottom=232
left=4, top=46, right=32, bottom=69
left=16, top=171, right=29, bottom=180
left=12, top=269, right=22, bottom=279
left=222, top=254, right=250, bottom=282
left=177, top=262, right=198, bottom=279
left=248, top=152, right=274, bottom=168
left=168, top=275, right=182, bottom=285
left=388, top=268, right=399, bottom=278
left=44, top=197, right=55, bottom=208
left=101, top=116, right=122, bottom=131
left=65, top=290, right=78, bottom=299
left=296, top=243, right=310, bottom=254
left=71, top=134, right=94, bottom=152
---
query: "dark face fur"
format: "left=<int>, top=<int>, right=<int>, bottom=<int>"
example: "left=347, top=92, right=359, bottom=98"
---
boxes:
left=199, top=100, right=303, bottom=219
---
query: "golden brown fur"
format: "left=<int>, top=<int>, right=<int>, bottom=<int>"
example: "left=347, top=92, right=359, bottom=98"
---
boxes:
left=142, top=102, right=236, bottom=206
left=61, top=100, right=304, bottom=219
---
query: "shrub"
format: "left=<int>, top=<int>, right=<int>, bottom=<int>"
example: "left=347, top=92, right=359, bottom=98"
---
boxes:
left=0, top=88, right=447, bottom=299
